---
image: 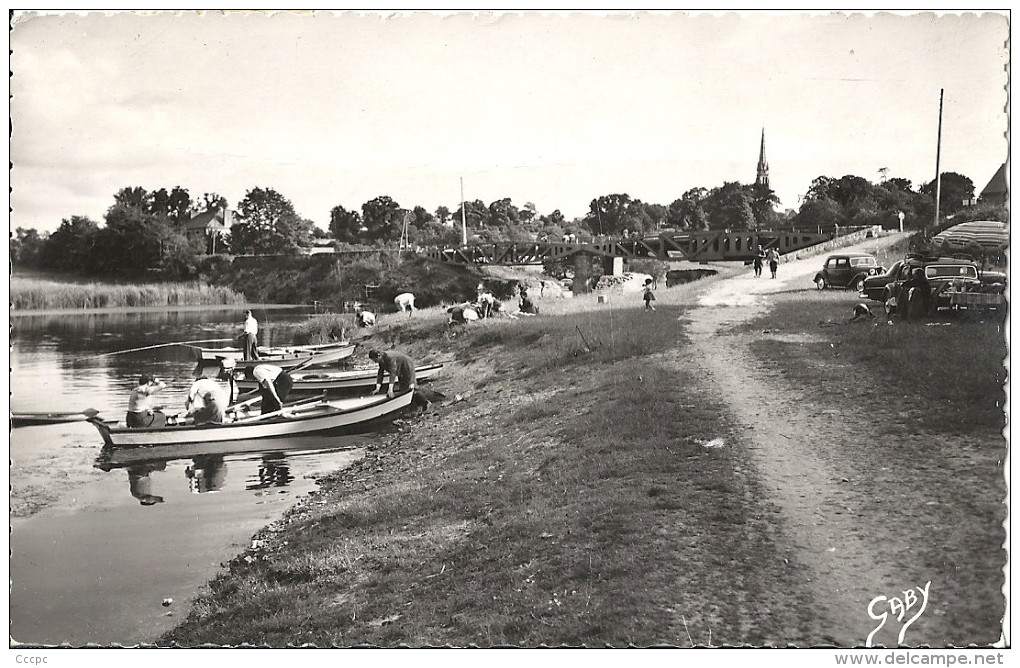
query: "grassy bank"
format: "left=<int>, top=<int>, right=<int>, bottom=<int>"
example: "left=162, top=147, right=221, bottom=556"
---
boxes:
left=157, top=269, right=1006, bottom=647
left=161, top=273, right=821, bottom=647
left=10, top=276, right=245, bottom=311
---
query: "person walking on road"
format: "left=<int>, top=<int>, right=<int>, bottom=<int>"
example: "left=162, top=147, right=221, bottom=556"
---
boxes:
left=753, top=245, right=766, bottom=277
left=767, top=248, right=781, bottom=279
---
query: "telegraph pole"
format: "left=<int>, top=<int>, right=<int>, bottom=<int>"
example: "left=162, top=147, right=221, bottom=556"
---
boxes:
left=933, top=88, right=944, bottom=227
left=460, top=177, right=468, bottom=247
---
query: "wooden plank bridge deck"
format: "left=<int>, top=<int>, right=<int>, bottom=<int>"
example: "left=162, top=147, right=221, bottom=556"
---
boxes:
left=422, top=227, right=865, bottom=266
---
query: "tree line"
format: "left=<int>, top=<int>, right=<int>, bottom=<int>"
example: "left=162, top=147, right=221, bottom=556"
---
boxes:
left=10, top=169, right=992, bottom=279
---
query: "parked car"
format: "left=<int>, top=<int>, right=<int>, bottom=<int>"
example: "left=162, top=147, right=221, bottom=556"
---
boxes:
left=813, top=253, right=885, bottom=291
left=860, top=254, right=996, bottom=315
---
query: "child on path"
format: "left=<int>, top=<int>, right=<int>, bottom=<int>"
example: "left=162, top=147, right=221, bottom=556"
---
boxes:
left=642, top=278, right=656, bottom=311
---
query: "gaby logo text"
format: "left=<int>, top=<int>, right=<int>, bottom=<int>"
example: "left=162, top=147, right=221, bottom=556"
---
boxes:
left=866, top=580, right=932, bottom=647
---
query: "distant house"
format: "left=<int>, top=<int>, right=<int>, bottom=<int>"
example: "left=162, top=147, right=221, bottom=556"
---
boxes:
left=186, top=206, right=236, bottom=254
left=307, top=238, right=337, bottom=255
left=979, top=163, right=1007, bottom=206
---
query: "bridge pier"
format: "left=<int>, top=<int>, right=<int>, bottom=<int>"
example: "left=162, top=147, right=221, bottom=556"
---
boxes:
left=573, top=254, right=593, bottom=294
left=603, top=256, right=623, bottom=276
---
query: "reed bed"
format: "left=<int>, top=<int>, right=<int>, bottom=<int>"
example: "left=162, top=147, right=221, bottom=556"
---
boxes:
left=10, top=277, right=244, bottom=311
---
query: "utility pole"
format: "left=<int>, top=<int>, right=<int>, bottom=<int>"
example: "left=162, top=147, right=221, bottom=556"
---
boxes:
left=933, top=88, right=944, bottom=227
left=460, top=177, right=468, bottom=247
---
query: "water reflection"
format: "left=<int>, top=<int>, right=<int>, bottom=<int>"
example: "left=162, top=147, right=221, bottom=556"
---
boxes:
left=94, top=432, right=370, bottom=505
left=185, top=455, right=228, bottom=494
left=248, top=454, right=293, bottom=491
left=127, top=462, right=167, bottom=506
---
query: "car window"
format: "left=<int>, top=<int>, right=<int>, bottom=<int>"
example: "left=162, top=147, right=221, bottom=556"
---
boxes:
left=926, top=265, right=978, bottom=279
left=835, top=258, right=849, bottom=267
left=850, top=257, right=876, bottom=267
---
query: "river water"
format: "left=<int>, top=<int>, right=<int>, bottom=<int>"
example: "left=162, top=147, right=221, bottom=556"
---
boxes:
left=9, top=307, right=376, bottom=647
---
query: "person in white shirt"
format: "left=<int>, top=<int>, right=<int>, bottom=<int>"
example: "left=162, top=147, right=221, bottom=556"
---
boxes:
left=235, top=363, right=293, bottom=414
left=185, top=376, right=230, bottom=425
left=239, top=310, right=260, bottom=360
left=126, top=374, right=167, bottom=428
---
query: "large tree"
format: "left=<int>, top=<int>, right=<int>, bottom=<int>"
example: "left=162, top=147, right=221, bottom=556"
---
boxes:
left=702, top=182, right=755, bottom=230
left=231, top=187, right=313, bottom=254
left=667, top=188, right=709, bottom=230
left=361, top=195, right=407, bottom=243
left=583, top=193, right=652, bottom=236
left=329, top=204, right=364, bottom=244
left=40, top=215, right=101, bottom=273
left=921, top=172, right=975, bottom=217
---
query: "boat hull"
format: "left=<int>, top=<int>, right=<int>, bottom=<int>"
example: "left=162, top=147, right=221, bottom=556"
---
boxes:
left=87, top=391, right=412, bottom=447
left=232, top=363, right=443, bottom=392
left=191, top=343, right=356, bottom=369
left=11, top=412, right=89, bottom=427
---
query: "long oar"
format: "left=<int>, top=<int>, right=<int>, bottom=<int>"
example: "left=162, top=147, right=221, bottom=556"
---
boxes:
left=230, top=393, right=328, bottom=424
left=82, top=338, right=236, bottom=360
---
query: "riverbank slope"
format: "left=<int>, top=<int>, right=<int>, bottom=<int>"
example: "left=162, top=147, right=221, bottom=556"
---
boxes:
left=161, top=235, right=1007, bottom=648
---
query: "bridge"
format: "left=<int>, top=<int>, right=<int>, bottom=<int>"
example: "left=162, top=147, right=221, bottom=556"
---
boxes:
left=422, top=226, right=865, bottom=267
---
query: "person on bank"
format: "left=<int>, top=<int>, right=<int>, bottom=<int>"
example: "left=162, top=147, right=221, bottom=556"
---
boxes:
left=184, top=359, right=236, bottom=425
left=126, top=374, right=168, bottom=428
left=239, top=310, right=260, bottom=361
left=370, top=349, right=416, bottom=398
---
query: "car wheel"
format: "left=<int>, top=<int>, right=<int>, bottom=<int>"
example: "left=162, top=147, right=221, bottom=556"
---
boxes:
left=854, top=277, right=866, bottom=292
left=815, top=277, right=826, bottom=290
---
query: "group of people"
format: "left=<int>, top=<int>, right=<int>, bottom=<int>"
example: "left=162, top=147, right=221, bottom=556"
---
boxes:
left=124, top=337, right=424, bottom=429
left=752, top=245, right=782, bottom=279
left=125, top=358, right=297, bottom=429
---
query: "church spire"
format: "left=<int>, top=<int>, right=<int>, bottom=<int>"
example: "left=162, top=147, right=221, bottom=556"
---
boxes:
left=755, top=128, right=770, bottom=189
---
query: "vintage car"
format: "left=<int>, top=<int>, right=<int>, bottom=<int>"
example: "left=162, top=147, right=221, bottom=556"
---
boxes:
left=813, top=253, right=885, bottom=291
left=860, top=254, right=1003, bottom=315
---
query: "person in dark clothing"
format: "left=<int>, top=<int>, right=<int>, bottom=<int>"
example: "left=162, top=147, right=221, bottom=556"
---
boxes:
left=369, top=349, right=416, bottom=398
left=233, top=363, right=293, bottom=414
left=900, top=267, right=932, bottom=321
left=753, top=245, right=766, bottom=277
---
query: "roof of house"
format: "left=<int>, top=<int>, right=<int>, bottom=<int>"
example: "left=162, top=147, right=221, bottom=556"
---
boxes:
left=185, top=206, right=235, bottom=232
left=979, top=163, right=1007, bottom=199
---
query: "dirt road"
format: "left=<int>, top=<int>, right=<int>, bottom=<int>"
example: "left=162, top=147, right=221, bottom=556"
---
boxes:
left=681, top=236, right=943, bottom=647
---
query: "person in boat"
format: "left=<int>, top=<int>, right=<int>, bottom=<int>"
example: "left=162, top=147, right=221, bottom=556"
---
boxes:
left=369, top=349, right=416, bottom=398
left=184, top=359, right=236, bottom=425
left=238, top=310, right=260, bottom=361
left=126, top=374, right=168, bottom=428
left=236, top=363, right=293, bottom=415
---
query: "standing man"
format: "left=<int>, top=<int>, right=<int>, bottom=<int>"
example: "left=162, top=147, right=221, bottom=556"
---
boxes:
left=753, top=245, right=766, bottom=277
left=767, top=247, right=781, bottom=279
left=369, top=349, right=416, bottom=398
left=239, top=310, right=260, bottom=361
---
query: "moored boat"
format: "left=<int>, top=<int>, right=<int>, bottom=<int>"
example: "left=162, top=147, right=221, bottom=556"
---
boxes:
left=189, top=341, right=356, bottom=369
left=11, top=411, right=96, bottom=427
left=232, top=362, right=444, bottom=393
left=86, top=391, right=413, bottom=447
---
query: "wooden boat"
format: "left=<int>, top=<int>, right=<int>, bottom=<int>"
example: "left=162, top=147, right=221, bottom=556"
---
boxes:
left=231, top=362, right=444, bottom=393
left=86, top=391, right=413, bottom=447
left=11, top=410, right=96, bottom=427
left=189, top=341, right=356, bottom=369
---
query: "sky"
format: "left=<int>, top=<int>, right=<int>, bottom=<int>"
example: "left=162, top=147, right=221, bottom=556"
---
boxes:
left=9, top=10, right=1010, bottom=234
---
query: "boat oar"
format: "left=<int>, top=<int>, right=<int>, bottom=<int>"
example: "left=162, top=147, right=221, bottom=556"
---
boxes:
left=287, top=346, right=352, bottom=374
left=230, top=393, right=328, bottom=424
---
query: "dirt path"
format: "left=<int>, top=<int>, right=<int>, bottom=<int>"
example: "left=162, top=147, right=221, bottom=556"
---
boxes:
left=681, top=238, right=921, bottom=647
